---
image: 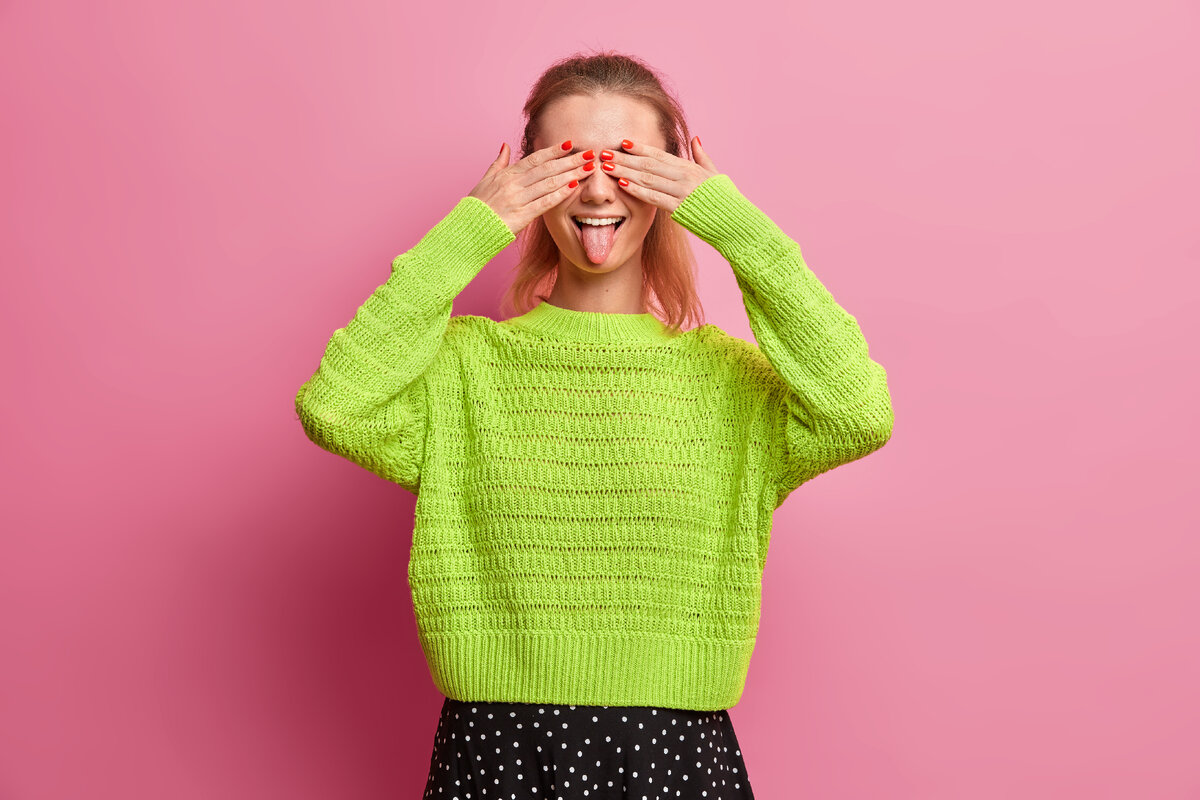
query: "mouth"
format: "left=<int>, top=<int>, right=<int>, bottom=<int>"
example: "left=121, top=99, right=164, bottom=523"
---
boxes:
left=570, top=215, right=627, bottom=264
left=571, top=215, right=626, bottom=235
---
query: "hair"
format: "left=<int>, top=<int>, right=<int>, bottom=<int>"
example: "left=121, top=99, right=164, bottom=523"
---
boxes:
left=498, top=50, right=706, bottom=334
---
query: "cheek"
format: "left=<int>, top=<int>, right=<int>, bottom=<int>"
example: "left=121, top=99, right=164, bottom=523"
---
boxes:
left=635, top=210, right=656, bottom=235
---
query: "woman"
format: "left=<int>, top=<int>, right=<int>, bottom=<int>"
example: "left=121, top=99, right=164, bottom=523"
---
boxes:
left=295, top=52, right=894, bottom=799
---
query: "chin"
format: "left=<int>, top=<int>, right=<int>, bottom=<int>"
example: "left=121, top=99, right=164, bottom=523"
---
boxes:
left=573, top=256, right=627, bottom=273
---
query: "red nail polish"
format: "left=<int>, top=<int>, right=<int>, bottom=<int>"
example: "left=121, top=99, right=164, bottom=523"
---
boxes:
left=561, top=139, right=572, bottom=150
left=602, top=162, right=615, bottom=171
left=583, top=162, right=595, bottom=171
left=600, top=150, right=614, bottom=161
left=621, top=139, right=633, bottom=149
left=696, top=136, right=702, bottom=147
left=581, top=149, right=594, bottom=160
left=618, top=178, right=629, bottom=186
left=568, top=179, right=578, bottom=188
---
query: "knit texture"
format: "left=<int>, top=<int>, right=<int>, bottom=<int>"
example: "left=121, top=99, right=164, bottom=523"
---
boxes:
left=295, top=174, right=894, bottom=710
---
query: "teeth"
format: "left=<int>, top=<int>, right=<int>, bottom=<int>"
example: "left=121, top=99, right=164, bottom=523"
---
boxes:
left=573, top=216, right=623, bottom=226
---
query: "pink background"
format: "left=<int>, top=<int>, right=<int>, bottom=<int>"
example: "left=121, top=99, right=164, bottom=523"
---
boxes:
left=3, top=1, right=1197, bottom=798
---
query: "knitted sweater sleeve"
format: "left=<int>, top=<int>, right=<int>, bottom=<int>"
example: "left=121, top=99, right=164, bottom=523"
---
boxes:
left=294, top=196, right=515, bottom=493
left=669, top=174, right=895, bottom=506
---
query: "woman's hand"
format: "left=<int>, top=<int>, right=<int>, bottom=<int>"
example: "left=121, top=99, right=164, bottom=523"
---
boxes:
left=602, top=136, right=719, bottom=214
left=469, top=141, right=596, bottom=235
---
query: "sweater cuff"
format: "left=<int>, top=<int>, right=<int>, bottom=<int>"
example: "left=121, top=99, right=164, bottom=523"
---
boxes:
left=393, top=195, right=516, bottom=302
left=669, top=174, right=784, bottom=260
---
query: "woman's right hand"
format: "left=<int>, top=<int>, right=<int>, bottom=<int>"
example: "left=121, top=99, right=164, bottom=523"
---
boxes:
left=469, top=141, right=595, bottom=235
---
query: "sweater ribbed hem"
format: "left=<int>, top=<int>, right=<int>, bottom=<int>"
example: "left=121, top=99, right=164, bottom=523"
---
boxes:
left=418, top=630, right=754, bottom=711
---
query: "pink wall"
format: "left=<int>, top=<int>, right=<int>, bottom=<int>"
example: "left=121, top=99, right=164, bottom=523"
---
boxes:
left=3, top=1, right=1197, bottom=798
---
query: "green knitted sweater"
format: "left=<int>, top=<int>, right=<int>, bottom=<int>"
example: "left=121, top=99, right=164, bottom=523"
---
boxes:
left=295, top=173, right=894, bottom=710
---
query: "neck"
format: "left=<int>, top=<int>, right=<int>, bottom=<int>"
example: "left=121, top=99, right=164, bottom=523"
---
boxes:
left=546, top=252, right=647, bottom=315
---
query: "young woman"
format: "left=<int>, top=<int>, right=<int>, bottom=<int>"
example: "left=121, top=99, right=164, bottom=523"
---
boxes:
left=296, top=52, right=894, bottom=799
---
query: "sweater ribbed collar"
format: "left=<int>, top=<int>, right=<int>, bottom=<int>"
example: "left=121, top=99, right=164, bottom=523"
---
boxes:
left=507, top=300, right=673, bottom=344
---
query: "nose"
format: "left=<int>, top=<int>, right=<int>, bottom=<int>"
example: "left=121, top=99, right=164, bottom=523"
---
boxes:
left=579, top=160, right=618, bottom=204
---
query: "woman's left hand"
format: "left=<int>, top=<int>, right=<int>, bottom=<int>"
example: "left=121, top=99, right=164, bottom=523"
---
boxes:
left=604, top=136, right=720, bottom=214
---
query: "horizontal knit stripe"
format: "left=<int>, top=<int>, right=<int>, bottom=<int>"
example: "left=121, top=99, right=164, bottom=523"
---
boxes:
left=418, top=630, right=755, bottom=711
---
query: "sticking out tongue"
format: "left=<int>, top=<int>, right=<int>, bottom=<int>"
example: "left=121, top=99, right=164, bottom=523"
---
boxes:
left=580, top=222, right=618, bottom=264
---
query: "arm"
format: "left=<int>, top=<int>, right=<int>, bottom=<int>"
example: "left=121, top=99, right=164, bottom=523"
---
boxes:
left=670, top=174, right=894, bottom=505
left=294, top=195, right=515, bottom=493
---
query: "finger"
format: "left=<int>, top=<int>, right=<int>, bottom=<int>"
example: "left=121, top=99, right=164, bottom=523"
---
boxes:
left=614, top=175, right=679, bottom=210
left=482, top=142, right=509, bottom=178
left=598, top=159, right=686, bottom=203
left=522, top=159, right=594, bottom=205
left=527, top=171, right=587, bottom=216
left=514, top=138, right=580, bottom=175
left=609, top=141, right=686, bottom=182
left=691, top=136, right=718, bottom=171
left=616, top=138, right=679, bottom=167
left=523, top=146, right=596, bottom=188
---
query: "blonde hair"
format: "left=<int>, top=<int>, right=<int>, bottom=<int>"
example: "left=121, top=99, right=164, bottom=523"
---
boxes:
left=498, top=50, right=706, bottom=334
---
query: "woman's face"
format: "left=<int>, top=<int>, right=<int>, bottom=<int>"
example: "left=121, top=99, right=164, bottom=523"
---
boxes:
left=534, top=93, right=666, bottom=276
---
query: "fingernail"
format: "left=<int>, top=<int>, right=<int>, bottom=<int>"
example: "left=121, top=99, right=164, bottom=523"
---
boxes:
left=581, top=149, right=594, bottom=160
left=600, top=150, right=614, bottom=161
left=498, top=143, right=505, bottom=156
left=568, top=179, right=578, bottom=188
left=618, top=178, right=629, bottom=186
left=561, top=139, right=572, bottom=150
left=602, top=162, right=615, bottom=171
left=621, top=139, right=633, bottom=149
left=696, top=136, right=702, bottom=147
left=583, top=162, right=595, bottom=171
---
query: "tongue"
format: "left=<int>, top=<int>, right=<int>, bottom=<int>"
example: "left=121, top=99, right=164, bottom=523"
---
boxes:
left=580, top=222, right=617, bottom=264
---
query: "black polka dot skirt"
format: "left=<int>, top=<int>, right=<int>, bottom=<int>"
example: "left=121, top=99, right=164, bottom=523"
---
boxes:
left=422, top=696, right=756, bottom=799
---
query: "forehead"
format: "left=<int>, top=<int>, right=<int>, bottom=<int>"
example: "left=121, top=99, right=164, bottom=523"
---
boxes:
left=535, top=93, right=665, bottom=150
